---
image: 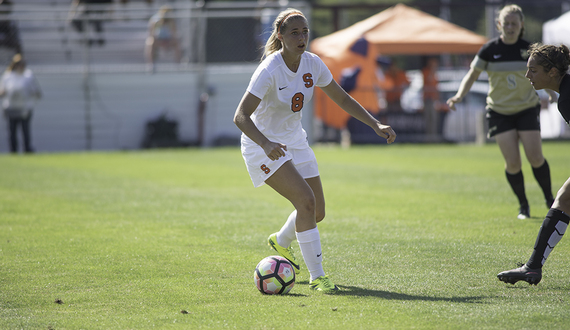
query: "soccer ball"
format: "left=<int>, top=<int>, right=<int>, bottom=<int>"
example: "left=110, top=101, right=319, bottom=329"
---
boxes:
left=254, top=256, right=295, bottom=294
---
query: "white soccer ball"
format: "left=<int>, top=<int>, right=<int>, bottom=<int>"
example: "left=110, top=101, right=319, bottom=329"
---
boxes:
left=254, top=256, right=295, bottom=294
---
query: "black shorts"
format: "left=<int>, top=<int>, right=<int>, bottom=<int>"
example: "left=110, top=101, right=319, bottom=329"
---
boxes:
left=486, top=104, right=541, bottom=138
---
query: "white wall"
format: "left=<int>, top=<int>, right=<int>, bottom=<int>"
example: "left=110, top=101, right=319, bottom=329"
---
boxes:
left=0, top=64, right=316, bottom=153
left=0, top=66, right=245, bottom=152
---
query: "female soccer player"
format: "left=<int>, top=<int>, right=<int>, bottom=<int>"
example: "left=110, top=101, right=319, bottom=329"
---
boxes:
left=497, top=43, right=570, bottom=285
left=447, top=5, right=554, bottom=219
left=233, top=8, right=396, bottom=293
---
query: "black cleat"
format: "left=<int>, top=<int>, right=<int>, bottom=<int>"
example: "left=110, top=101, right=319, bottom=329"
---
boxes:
left=497, top=264, right=542, bottom=285
left=517, top=205, right=530, bottom=220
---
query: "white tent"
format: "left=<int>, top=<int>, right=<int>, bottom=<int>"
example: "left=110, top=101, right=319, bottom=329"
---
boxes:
left=542, top=11, right=570, bottom=139
left=543, top=11, right=570, bottom=47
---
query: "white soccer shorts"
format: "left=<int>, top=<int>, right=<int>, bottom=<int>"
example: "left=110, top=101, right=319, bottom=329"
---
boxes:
left=241, top=144, right=319, bottom=187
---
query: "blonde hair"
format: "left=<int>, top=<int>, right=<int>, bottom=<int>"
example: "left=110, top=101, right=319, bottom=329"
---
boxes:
left=529, top=43, right=570, bottom=75
left=158, top=5, right=172, bottom=16
left=261, top=8, right=306, bottom=61
left=6, top=53, right=24, bottom=72
left=497, top=4, right=525, bottom=39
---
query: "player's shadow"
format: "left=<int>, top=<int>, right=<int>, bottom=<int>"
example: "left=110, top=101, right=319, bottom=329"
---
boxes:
left=336, top=285, right=486, bottom=303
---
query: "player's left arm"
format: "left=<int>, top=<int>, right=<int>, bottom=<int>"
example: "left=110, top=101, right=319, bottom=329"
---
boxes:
left=320, top=78, right=396, bottom=144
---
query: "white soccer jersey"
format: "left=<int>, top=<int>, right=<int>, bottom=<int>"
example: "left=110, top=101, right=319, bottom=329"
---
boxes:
left=242, top=51, right=333, bottom=149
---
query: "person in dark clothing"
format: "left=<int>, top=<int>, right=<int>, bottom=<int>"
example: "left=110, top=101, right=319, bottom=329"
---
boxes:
left=497, top=43, right=570, bottom=285
left=69, top=0, right=113, bottom=46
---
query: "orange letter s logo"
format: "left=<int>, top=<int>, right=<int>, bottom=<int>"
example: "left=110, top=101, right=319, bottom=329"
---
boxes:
left=260, top=164, right=271, bottom=174
left=303, top=73, right=313, bottom=88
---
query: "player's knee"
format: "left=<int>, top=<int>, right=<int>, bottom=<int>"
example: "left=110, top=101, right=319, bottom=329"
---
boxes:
left=555, top=189, right=570, bottom=210
left=528, top=155, right=545, bottom=168
left=296, top=192, right=316, bottom=216
left=505, top=162, right=522, bottom=173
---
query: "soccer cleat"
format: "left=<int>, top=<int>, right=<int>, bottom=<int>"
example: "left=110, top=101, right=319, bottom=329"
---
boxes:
left=310, top=275, right=339, bottom=294
left=517, top=205, right=530, bottom=220
left=268, top=233, right=301, bottom=274
left=497, top=264, right=542, bottom=285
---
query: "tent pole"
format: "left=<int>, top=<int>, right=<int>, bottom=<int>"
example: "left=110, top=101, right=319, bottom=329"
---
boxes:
left=485, top=0, right=501, bottom=39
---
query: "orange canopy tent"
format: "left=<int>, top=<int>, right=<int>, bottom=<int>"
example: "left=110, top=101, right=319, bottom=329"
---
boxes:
left=310, top=3, right=487, bottom=129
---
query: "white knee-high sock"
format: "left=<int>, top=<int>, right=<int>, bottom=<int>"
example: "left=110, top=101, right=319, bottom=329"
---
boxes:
left=296, top=227, right=325, bottom=281
left=276, top=210, right=297, bottom=248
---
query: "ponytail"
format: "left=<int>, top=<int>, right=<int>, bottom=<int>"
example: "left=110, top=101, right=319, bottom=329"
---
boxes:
left=261, top=9, right=306, bottom=61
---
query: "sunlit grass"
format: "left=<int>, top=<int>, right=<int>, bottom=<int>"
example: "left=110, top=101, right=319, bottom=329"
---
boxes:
left=1, top=142, right=569, bottom=329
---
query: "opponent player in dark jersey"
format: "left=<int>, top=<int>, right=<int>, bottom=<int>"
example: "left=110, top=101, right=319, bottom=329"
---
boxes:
left=498, top=43, right=570, bottom=285
left=447, top=5, right=555, bottom=219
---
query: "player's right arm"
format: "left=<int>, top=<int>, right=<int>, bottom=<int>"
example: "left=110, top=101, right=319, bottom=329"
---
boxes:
left=233, top=92, right=287, bottom=161
left=446, top=67, right=482, bottom=110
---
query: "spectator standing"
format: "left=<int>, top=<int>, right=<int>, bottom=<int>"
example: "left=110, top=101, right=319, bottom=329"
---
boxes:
left=0, top=54, right=42, bottom=153
left=69, top=0, right=113, bottom=46
left=384, top=58, right=410, bottom=112
left=422, top=56, right=441, bottom=138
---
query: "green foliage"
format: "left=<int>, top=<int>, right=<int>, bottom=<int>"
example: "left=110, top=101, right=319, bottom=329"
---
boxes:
left=1, top=143, right=570, bottom=329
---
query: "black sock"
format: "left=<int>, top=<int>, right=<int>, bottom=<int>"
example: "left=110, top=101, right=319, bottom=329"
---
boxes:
left=506, top=170, right=528, bottom=207
left=527, top=209, right=570, bottom=269
left=532, top=160, right=554, bottom=204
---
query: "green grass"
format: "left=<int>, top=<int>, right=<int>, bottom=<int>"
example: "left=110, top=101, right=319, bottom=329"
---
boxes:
left=1, top=142, right=569, bottom=329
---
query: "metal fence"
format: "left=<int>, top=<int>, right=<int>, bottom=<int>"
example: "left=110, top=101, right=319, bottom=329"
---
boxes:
left=1, top=1, right=311, bottom=70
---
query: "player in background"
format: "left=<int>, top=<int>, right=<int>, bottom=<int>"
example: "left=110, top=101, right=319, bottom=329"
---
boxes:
left=233, top=8, right=396, bottom=294
left=447, top=4, right=555, bottom=220
left=498, top=43, right=570, bottom=285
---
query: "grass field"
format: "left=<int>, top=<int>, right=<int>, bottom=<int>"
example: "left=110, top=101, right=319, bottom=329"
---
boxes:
left=1, top=142, right=569, bottom=329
